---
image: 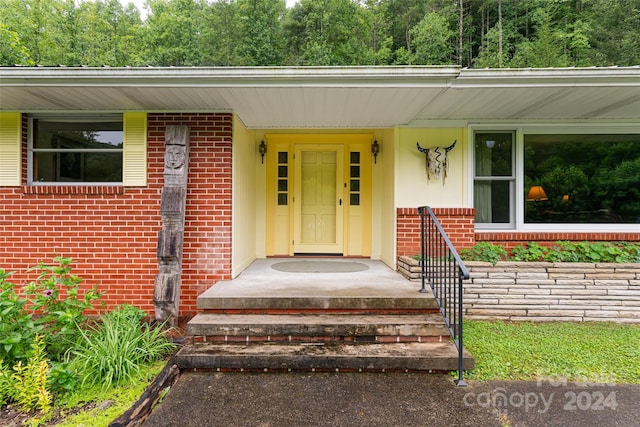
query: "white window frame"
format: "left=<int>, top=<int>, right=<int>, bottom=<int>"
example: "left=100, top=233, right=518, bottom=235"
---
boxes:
left=469, top=122, right=640, bottom=233
left=28, top=113, right=124, bottom=186
left=472, top=130, right=516, bottom=230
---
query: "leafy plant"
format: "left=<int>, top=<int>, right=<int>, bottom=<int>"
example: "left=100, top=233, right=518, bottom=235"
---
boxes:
left=10, top=336, right=52, bottom=414
left=0, top=258, right=102, bottom=365
left=69, top=305, right=175, bottom=391
left=460, top=242, right=508, bottom=265
left=0, top=270, right=43, bottom=365
left=26, top=256, right=102, bottom=361
left=459, top=241, right=640, bottom=264
left=0, top=360, right=11, bottom=407
left=47, top=362, right=79, bottom=398
left=510, top=242, right=547, bottom=262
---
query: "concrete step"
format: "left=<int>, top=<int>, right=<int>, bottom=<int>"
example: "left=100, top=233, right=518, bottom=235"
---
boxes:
left=197, top=295, right=439, bottom=311
left=187, top=313, right=449, bottom=339
left=196, top=276, right=439, bottom=311
left=176, top=342, right=475, bottom=372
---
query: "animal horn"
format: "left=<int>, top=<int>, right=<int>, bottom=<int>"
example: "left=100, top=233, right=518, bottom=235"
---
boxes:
left=416, top=142, right=428, bottom=154
left=445, top=140, right=457, bottom=152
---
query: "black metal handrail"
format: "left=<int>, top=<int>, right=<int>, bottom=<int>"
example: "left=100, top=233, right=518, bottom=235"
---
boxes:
left=418, top=206, right=469, bottom=386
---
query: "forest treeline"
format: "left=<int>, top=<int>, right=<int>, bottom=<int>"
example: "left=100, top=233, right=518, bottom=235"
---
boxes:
left=1, top=0, right=638, bottom=68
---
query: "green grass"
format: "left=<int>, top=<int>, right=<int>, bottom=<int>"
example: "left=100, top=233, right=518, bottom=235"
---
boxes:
left=464, top=321, right=640, bottom=384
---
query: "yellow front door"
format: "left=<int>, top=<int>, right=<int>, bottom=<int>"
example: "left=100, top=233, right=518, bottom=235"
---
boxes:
left=293, top=144, right=344, bottom=254
left=265, top=134, right=372, bottom=257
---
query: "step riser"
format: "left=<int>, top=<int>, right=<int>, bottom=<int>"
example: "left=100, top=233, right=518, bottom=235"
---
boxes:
left=179, top=368, right=449, bottom=374
left=187, top=324, right=449, bottom=338
left=197, top=298, right=438, bottom=311
left=199, top=308, right=440, bottom=315
left=192, top=335, right=449, bottom=344
left=178, top=356, right=467, bottom=372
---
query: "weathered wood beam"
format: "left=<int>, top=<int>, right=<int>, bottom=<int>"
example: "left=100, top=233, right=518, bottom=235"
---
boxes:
left=153, top=125, right=189, bottom=324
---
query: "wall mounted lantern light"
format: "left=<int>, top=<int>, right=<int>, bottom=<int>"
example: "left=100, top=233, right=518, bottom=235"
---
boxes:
left=371, top=139, right=380, bottom=164
left=259, top=140, right=267, bottom=164
left=526, top=185, right=548, bottom=201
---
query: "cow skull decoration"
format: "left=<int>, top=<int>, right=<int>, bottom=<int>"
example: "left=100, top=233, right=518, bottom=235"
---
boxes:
left=416, top=140, right=457, bottom=184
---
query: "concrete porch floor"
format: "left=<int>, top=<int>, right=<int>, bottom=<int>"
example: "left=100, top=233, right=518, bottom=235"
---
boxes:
left=197, top=258, right=433, bottom=302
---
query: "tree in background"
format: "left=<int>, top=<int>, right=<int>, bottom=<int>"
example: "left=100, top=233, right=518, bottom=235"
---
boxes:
left=144, top=0, right=204, bottom=66
left=282, top=0, right=374, bottom=65
left=410, top=11, right=454, bottom=65
left=235, top=0, right=286, bottom=66
left=199, top=0, right=241, bottom=65
left=0, top=0, right=638, bottom=67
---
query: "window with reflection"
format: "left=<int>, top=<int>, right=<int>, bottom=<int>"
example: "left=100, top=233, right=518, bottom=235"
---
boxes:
left=524, top=134, right=640, bottom=224
left=277, top=151, right=288, bottom=205
left=31, top=117, right=123, bottom=183
left=474, top=132, right=514, bottom=226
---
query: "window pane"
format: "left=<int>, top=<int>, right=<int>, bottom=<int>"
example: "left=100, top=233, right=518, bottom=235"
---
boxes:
left=350, top=194, right=360, bottom=206
left=34, top=152, right=122, bottom=182
left=35, top=121, right=123, bottom=149
left=475, top=132, right=513, bottom=177
left=32, top=118, right=124, bottom=183
left=278, top=179, right=288, bottom=192
left=474, top=180, right=511, bottom=223
left=278, top=152, right=288, bottom=164
left=277, top=193, right=288, bottom=206
left=524, top=134, right=640, bottom=224
left=350, top=165, right=360, bottom=178
left=278, top=165, right=288, bottom=178
left=350, top=152, right=360, bottom=164
left=350, top=179, right=360, bottom=192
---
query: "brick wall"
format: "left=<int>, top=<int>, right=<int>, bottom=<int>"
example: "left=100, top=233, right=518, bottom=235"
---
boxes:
left=0, top=112, right=232, bottom=316
left=396, top=207, right=639, bottom=259
left=396, top=207, right=476, bottom=257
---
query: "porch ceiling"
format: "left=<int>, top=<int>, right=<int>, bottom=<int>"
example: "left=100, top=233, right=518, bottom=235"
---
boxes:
left=1, top=66, right=639, bottom=128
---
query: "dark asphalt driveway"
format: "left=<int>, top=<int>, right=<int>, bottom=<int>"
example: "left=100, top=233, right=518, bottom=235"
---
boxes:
left=142, top=372, right=639, bottom=427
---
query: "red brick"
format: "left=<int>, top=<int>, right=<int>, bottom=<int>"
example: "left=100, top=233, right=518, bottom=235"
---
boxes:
left=0, top=113, right=232, bottom=316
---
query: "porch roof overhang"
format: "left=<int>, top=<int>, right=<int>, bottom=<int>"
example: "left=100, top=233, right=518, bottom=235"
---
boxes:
left=1, top=66, right=639, bottom=128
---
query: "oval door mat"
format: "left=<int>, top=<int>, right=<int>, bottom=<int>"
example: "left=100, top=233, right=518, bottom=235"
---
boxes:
left=271, top=261, right=369, bottom=273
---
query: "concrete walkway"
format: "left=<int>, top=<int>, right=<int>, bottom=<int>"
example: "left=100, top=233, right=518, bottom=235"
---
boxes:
left=142, top=372, right=639, bottom=427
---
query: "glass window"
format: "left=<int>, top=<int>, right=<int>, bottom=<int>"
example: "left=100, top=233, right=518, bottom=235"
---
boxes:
left=349, top=151, right=361, bottom=206
left=277, top=151, right=289, bottom=206
left=524, top=134, right=640, bottom=224
left=31, top=117, right=123, bottom=183
left=474, top=132, right=515, bottom=225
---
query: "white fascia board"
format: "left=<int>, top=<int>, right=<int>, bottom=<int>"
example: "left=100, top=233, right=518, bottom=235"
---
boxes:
left=457, top=67, right=640, bottom=88
left=0, top=66, right=461, bottom=88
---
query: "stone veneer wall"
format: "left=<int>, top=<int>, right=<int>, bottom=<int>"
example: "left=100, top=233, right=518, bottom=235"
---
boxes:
left=398, top=256, right=640, bottom=323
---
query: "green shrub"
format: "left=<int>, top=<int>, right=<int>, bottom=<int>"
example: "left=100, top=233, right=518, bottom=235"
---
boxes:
left=459, top=242, right=508, bottom=265
left=47, top=362, right=79, bottom=398
left=9, top=336, right=52, bottom=415
left=510, top=242, right=547, bottom=262
left=26, top=257, right=102, bottom=361
left=0, top=258, right=102, bottom=366
left=69, top=305, right=175, bottom=391
left=459, top=241, right=640, bottom=264
left=0, top=270, right=42, bottom=366
left=0, top=360, right=11, bottom=407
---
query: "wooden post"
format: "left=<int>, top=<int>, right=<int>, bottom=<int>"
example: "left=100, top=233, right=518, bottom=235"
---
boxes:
left=154, top=126, right=189, bottom=325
